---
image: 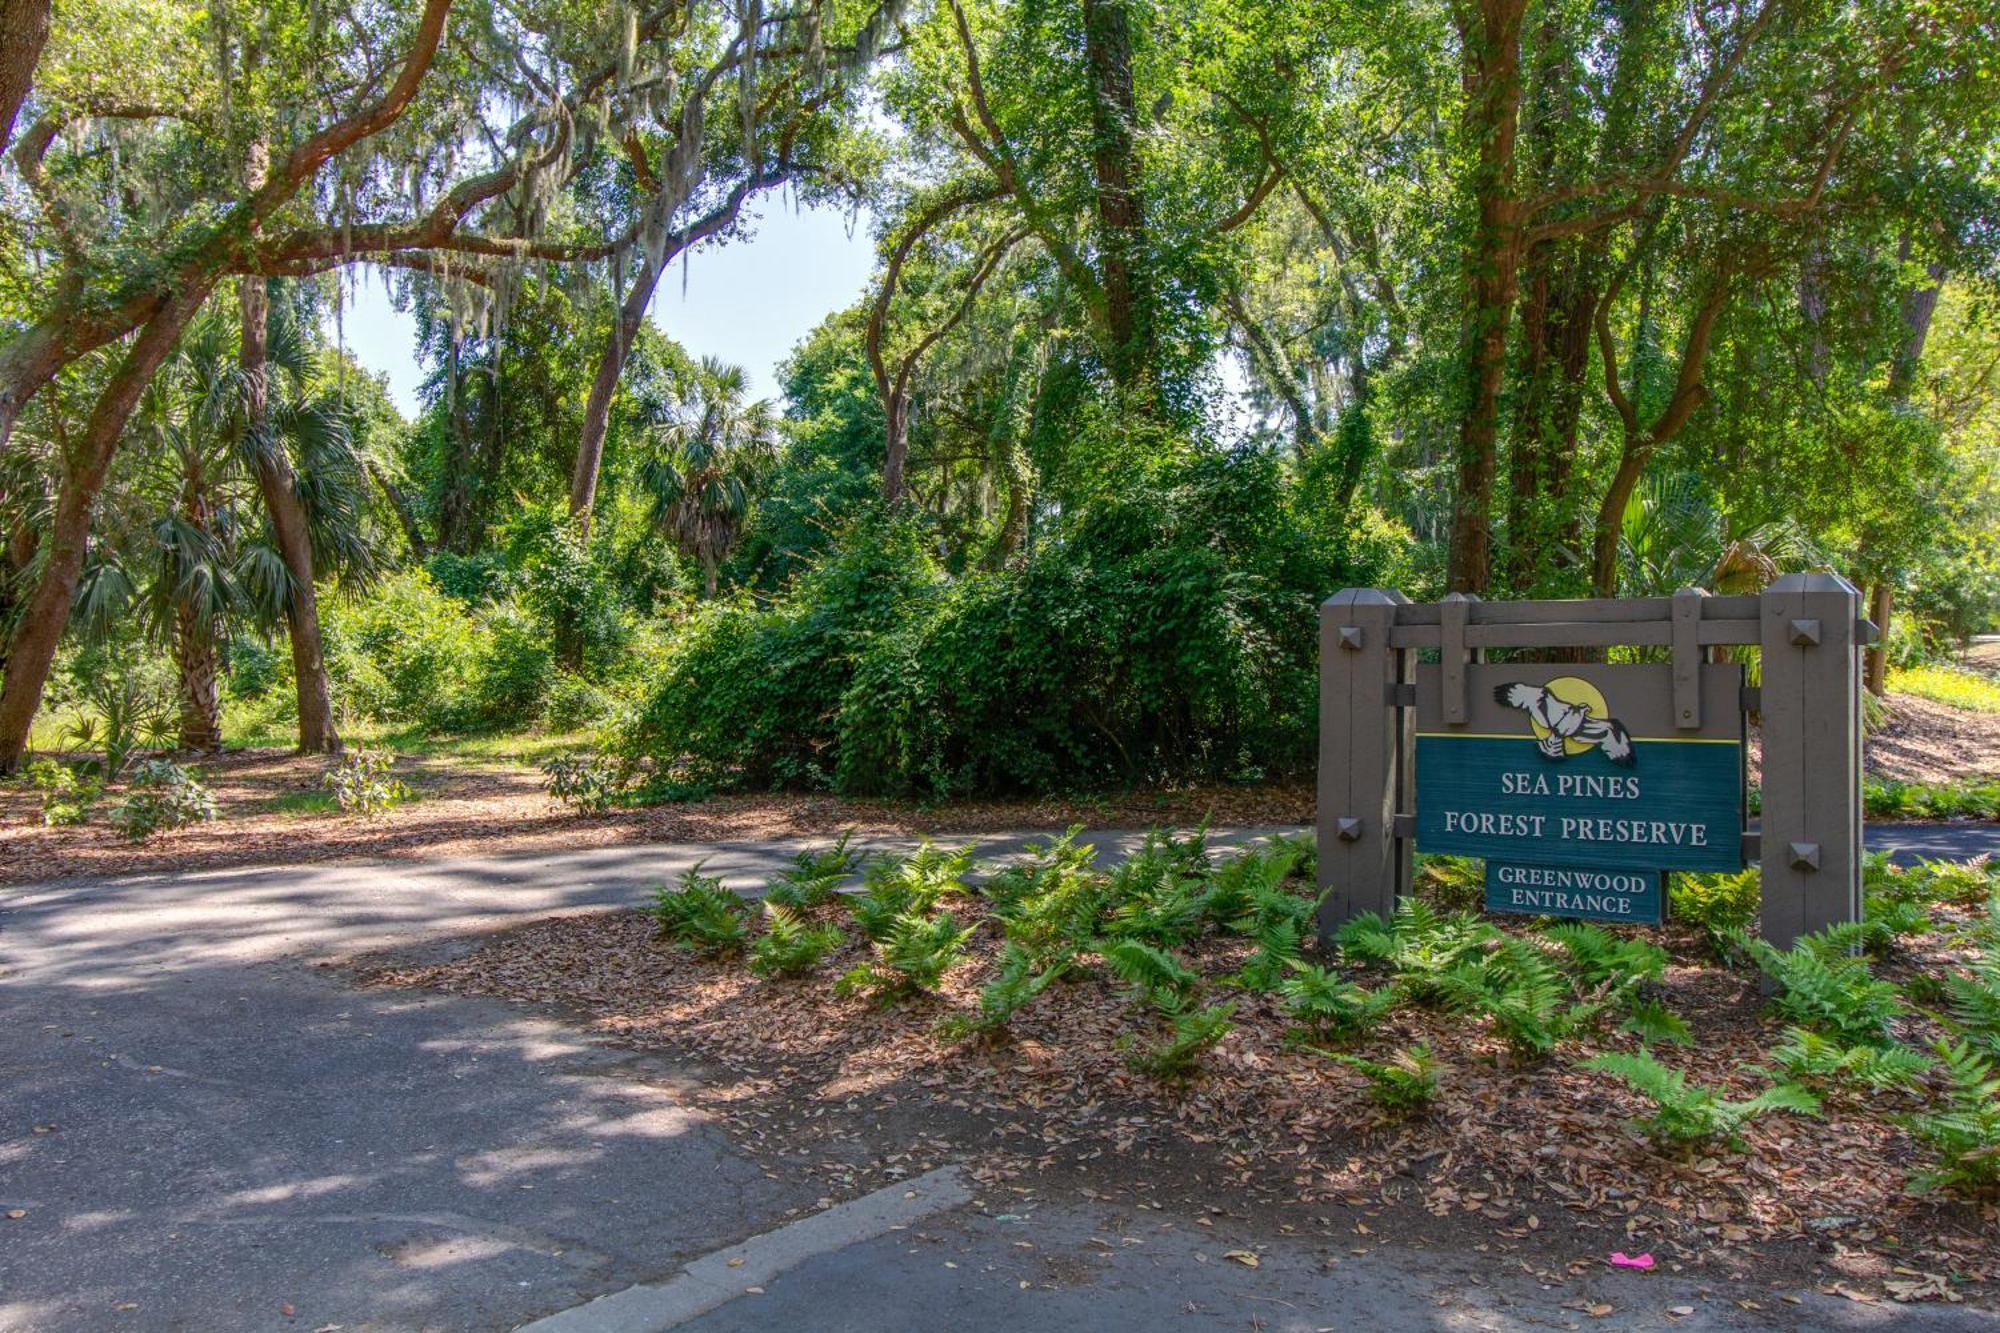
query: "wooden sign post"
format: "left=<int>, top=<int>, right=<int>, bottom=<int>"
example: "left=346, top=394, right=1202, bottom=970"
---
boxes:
left=1317, top=575, right=1865, bottom=949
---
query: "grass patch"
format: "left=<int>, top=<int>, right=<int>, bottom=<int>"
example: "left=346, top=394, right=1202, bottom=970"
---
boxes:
left=260, top=789, right=341, bottom=817
left=1891, top=665, right=2000, bottom=714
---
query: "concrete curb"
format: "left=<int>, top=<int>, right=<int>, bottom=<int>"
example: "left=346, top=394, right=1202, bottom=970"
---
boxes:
left=517, top=1165, right=973, bottom=1332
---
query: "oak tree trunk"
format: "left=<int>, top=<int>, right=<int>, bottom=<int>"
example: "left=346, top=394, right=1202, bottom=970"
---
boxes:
left=1445, top=0, right=1527, bottom=595
left=1865, top=580, right=1893, bottom=697
left=0, top=282, right=214, bottom=774
left=1082, top=0, right=1151, bottom=399
left=0, top=0, right=50, bottom=153
left=571, top=248, right=666, bottom=539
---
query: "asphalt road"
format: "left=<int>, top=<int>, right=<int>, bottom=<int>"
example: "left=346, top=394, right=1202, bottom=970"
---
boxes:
left=1, top=823, right=1994, bottom=1331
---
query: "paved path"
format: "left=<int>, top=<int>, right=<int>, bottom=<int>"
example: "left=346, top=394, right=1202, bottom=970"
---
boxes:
left=2, top=824, right=1995, bottom=1331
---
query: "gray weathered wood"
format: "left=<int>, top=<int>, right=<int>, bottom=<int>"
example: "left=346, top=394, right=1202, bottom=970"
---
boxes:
left=1440, top=593, right=1473, bottom=724
left=1389, top=618, right=1761, bottom=650
left=1672, top=588, right=1705, bottom=729
left=1318, top=589, right=1412, bottom=932
left=1758, top=573, right=1863, bottom=948
left=1394, top=594, right=1761, bottom=626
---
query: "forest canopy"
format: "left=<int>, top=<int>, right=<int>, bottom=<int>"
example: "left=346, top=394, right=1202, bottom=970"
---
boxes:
left=1, top=0, right=1997, bottom=795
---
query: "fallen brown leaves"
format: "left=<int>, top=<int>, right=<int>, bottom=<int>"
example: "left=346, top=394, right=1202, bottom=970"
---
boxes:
left=361, top=890, right=1998, bottom=1304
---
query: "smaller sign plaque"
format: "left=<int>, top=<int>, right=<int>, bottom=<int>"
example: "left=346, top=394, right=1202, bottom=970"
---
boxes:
left=1485, top=863, right=1665, bottom=925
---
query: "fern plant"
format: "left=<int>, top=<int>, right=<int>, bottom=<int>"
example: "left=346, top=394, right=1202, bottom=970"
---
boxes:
left=748, top=903, right=846, bottom=978
left=765, top=831, right=866, bottom=909
left=1735, top=930, right=1905, bottom=1047
left=1122, top=1002, right=1235, bottom=1080
left=1335, top=899, right=1498, bottom=1006
left=1903, top=1040, right=2000, bottom=1198
left=1199, top=844, right=1302, bottom=929
left=651, top=865, right=751, bottom=955
left=836, top=911, right=975, bottom=1005
left=1100, top=858, right=1207, bottom=947
left=1945, top=954, right=2000, bottom=1058
left=1762, top=1027, right=1930, bottom=1093
left=1328, top=1043, right=1438, bottom=1116
left=987, top=829, right=1111, bottom=961
left=1279, top=961, right=1396, bottom=1044
left=937, top=943, right=1068, bottom=1041
left=849, top=843, right=969, bottom=941
left=1099, top=939, right=1202, bottom=1013
left=1585, top=1051, right=1820, bottom=1145
left=1437, top=936, right=1599, bottom=1059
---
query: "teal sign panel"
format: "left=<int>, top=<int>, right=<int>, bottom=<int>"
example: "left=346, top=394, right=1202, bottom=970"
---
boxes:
left=1485, top=863, right=1664, bottom=924
left=1414, top=734, right=1743, bottom=873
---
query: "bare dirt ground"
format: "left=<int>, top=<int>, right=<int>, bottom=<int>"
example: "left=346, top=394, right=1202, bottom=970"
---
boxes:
left=1864, top=693, right=2000, bottom=785
left=0, top=747, right=1313, bottom=887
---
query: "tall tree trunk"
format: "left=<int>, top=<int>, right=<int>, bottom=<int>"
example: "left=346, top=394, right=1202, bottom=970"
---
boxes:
left=0, top=0, right=50, bottom=153
left=0, top=281, right=214, bottom=774
left=173, top=601, right=222, bottom=751
left=1446, top=0, right=1527, bottom=595
left=571, top=250, right=665, bottom=538
left=241, top=274, right=340, bottom=755
left=882, top=394, right=911, bottom=502
left=1503, top=246, right=1596, bottom=592
left=173, top=464, right=222, bottom=751
left=365, top=459, right=430, bottom=560
left=1864, top=580, right=1893, bottom=697
left=1081, top=0, right=1150, bottom=399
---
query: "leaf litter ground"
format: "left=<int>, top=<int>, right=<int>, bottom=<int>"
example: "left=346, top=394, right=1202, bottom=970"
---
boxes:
left=360, top=854, right=2000, bottom=1312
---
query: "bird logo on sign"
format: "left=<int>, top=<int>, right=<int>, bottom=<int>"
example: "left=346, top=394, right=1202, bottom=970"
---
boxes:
left=1494, top=677, right=1636, bottom=767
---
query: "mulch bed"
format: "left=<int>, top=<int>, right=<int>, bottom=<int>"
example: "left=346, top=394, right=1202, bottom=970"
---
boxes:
left=361, top=870, right=1999, bottom=1308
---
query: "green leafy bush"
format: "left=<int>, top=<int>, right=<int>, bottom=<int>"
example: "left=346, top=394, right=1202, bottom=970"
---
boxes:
left=325, top=569, right=486, bottom=730
left=1865, top=778, right=2000, bottom=821
left=1328, top=1043, right=1439, bottom=1116
left=1903, top=1041, right=2000, bottom=1198
left=108, top=760, right=217, bottom=839
left=1586, top=1051, right=1820, bottom=1145
left=651, top=866, right=752, bottom=955
left=987, top=829, right=1111, bottom=961
left=836, top=910, right=975, bottom=1004
left=541, top=754, right=622, bottom=815
left=26, top=759, right=99, bottom=826
left=748, top=904, right=846, bottom=978
left=1122, top=1001, right=1236, bottom=1080
left=322, top=748, right=410, bottom=817
left=1670, top=867, right=1761, bottom=954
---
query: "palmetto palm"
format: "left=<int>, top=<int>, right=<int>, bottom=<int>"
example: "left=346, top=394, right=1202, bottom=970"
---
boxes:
left=75, top=298, right=375, bottom=751
left=639, top=357, right=779, bottom=598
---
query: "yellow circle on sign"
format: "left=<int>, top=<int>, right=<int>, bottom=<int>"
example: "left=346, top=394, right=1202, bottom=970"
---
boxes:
left=1529, top=676, right=1610, bottom=756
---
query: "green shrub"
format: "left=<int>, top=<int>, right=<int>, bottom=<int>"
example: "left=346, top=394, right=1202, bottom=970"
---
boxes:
left=27, top=759, right=99, bottom=826
left=544, top=671, right=614, bottom=730
left=987, top=829, right=1112, bottom=962
left=326, top=569, right=485, bottom=730
left=541, top=754, right=621, bottom=815
left=1865, top=778, right=2000, bottom=821
left=224, top=639, right=284, bottom=700
left=1328, top=1042, right=1439, bottom=1115
left=501, top=505, right=629, bottom=673
left=748, top=904, right=846, bottom=978
left=651, top=866, right=752, bottom=955
left=473, top=604, right=556, bottom=726
left=1122, top=1001, right=1236, bottom=1080
left=322, top=748, right=410, bottom=817
left=1437, top=936, right=1598, bottom=1059
left=1903, top=1041, right=2000, bottom=1198
left=1335, top=899, right=1499, bottom=1006
left=835, top=910, right=975, bottom=1004
left=109, top=760, right=217, bottom=839
left=1413, top=854, right=1484, bottom=911
left=1889, top=665, right=2000, bottom=713
left=1586, top=1051, right=1820, bottom=1145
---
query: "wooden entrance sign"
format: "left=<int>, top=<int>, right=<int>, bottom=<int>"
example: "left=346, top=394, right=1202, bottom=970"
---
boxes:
left=1317, top=575, right=1867, bottom=948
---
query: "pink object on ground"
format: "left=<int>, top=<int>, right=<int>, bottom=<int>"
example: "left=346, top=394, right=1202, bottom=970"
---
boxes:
left=1608, top=1252, right=1656, bottom=1270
